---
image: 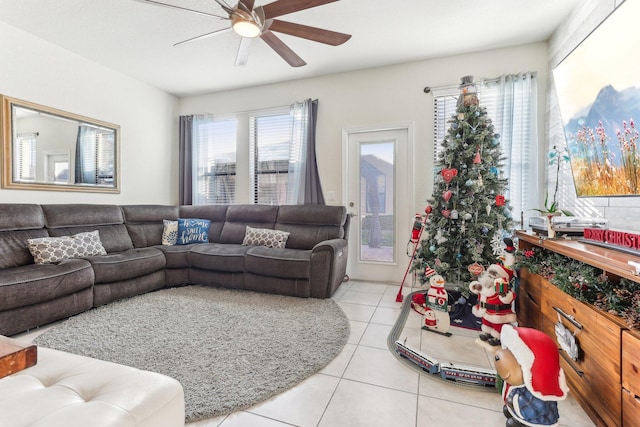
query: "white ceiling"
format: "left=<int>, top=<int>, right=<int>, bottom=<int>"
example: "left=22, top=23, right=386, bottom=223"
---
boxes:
left=0, top=0, right=580, bottom=97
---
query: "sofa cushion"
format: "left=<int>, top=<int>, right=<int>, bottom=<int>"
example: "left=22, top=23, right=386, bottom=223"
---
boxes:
left=219, top=205, right=278, bottom=244
left=0, top=229, right=49, bottom=269
left=188, top=243, right=250, bottom=272
left=155, top=244, right=195, bottom=269
left=0, top=258, right=94, bottom=311
left=275, top=205, right=346, bottom=249
left=176, top=218, right=210, bottom=245
left=242, top=226, right=290, bottom=249
left=179, top=205, right=228, bottom=243
left=0, top=204, right=45, bottom=232
left=244, top=247, right=311, bottom=279
left=86, top=247, right=166, bottom=284
left=122, top=205, right=180, bottom=248
left=27, top=231, right=107, bottom=264
left=42, top=204, right=134, bottom=253
left=0, top=347, right=185, bottom=427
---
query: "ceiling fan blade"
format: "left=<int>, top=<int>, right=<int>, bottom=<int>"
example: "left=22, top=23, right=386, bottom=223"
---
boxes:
left=260, top=31, right=306, bottom=67
left=259, top=0, right=338, bottom=19
left=131, top=0, right=228, bottom=19
left=269, top=19, right=351, bottom=45
left=213, top=0, right=235, bottom=14
left=174, top=27, right=232, bottom=47
left=235, top=37, right=253, bottom=66
left=238, top=0, right=255, bottom=12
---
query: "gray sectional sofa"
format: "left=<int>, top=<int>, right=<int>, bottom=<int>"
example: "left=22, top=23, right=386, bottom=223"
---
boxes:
left=0, top=203, right=349, bottom=336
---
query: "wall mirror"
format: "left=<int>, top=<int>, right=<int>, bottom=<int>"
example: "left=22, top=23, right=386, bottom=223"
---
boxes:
left=1, top=95, right=120, bottom=193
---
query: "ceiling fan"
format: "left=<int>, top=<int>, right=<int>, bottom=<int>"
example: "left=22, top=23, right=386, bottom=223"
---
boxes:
left=133, top=0, right=352, bottom=67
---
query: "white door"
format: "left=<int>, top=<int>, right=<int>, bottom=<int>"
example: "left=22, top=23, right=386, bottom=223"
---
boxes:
left=343, top=125, right=413, bottom=284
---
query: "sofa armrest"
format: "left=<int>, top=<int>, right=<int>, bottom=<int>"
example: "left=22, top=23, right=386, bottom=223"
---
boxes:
left=309, top=238, right=348, bottom=299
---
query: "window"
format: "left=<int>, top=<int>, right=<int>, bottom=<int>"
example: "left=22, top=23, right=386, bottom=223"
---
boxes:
left=16, top=133, right=37, bottom=181
left=249, top=106, right=293, bottom=205
left=192, top=101, right=313, bottom=205
left=193, top=116, right=237, bottom=205
left=432, top=74, right=537, bottom=226
left=76, top=125, right=116, bottom=185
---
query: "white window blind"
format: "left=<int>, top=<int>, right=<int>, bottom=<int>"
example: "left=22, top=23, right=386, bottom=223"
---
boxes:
left=249, top=106, right=293, bottom=205
left=432, top=89, right=458, bottom=166
left=16, top=133, right=37, bottom=180
left=193, top=116, right=237, bottom=205
left=96, top=129, right=115, bottom=185
left=77, top=125, right=116, bottom=185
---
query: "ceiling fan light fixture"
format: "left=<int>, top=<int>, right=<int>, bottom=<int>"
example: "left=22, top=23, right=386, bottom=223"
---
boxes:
left=232, top=17, right=261, bottom=38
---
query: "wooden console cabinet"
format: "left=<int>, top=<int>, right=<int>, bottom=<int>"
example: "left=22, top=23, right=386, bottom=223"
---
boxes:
left=515, top=230, right=640, bottom=427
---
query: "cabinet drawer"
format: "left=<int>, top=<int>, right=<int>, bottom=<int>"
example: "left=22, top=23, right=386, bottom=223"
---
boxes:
left=539, top=278, right=623, bottom=427
left=516, top=269, right=542, bottom=329
left=623, top=388, right=640, bottom=427
left=540, top=279, right=622, bottom=377
left=519, top=268, right=542, bottom=301
left=622, top=331, right=640, bottom=396
left=541, top=316, right=621, bottom=427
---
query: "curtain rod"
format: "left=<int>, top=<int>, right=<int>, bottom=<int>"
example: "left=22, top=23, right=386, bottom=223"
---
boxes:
left=423, top=72, right=536, bottom=94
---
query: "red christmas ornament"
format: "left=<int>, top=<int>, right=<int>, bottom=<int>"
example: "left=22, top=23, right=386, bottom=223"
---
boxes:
left=495, top=195, right=505, bottom=206
left=473, top=148, right=482, bottom=164
left=425, top=205, right=433, bottom=214
left=441, top=168, right=458, bottom=184
left=442, top=190, right=453, bottom=202
left=441, top=209, right=451, bottom=218
left=468, top=262, right=485, bottom=276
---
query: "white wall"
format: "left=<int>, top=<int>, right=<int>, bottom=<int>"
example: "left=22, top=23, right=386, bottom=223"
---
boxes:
left=0, top=22, right=179, bottom=205
left=546, top=0, right=640, bottom=231
left=179, top=43, right=549, bottom=216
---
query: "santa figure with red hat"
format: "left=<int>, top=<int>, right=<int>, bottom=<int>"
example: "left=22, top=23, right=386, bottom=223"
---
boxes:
left=494, top=324, right=569, bottom=427
left=469, top=239, right=517, bottom=346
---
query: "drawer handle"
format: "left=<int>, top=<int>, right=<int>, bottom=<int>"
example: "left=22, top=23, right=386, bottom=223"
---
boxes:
left=559, top=350, right=584, bottom=377
left=553, top=306, right=583, bottom=330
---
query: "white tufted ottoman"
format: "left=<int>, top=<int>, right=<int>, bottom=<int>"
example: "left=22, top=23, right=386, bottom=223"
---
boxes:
left=0, top=347, right=185, bottom=427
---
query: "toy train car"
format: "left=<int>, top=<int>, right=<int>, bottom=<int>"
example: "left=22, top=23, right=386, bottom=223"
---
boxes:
left=439, top=361, right=497, bottom=387
left=395, top=340, right=497, bottom=387
left=395, top=340, right=439, bottom=374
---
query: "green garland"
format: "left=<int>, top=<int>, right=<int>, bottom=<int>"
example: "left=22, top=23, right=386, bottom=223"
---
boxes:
left=515, top=246, right=640, bottom=329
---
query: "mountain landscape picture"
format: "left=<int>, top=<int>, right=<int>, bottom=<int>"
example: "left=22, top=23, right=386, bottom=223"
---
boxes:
left=553, top=0, right=640, bottom=197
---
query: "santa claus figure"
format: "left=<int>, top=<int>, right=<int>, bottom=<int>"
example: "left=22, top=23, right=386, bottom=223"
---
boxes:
left=494, top=325, right=569, bottom=427
left=469, top=261, right=516, bottom=346
left=410, top=213, right=424, bottom=243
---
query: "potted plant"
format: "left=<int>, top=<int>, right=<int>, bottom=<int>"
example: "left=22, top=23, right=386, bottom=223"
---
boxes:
left=533, top=145, right=574, bottom=216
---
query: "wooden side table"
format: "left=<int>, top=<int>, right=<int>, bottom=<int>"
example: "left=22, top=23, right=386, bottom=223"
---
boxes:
left=0, top=336, right=37, bottom=379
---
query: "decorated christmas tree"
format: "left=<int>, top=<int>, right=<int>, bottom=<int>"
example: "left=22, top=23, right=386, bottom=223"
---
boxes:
left=414, top=76, right=513, bottom=285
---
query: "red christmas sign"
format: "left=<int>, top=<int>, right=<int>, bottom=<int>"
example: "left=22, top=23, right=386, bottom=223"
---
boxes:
left=583, top=228, right=640, bottom=252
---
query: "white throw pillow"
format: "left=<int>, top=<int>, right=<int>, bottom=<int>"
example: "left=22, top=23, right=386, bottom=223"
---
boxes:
left=162, top=220, right=179, bottom=246
left=27, top=230, right=107, bottom=264
left=242, top=226, right=290, bottom=249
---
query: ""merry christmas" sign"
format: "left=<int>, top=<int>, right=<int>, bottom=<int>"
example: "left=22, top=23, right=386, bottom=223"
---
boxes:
left=583, top=228, right=640, bottom=252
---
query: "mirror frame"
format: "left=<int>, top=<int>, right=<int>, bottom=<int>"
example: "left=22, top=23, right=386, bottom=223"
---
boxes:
left=1, top=95, right=120, bottom=193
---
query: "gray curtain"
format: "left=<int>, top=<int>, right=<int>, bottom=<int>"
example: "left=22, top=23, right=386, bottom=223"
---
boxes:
left=75, top=125, right=96, bottom=184
left=179, top=115, right=193, bottom=205
left=304, top=99, right=325, bottom=205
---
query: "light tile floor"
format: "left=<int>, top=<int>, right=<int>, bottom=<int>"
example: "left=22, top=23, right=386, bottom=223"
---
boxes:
left=15, top=280, right=596, bottom=427
left=188, top=280, right=595, bottom=427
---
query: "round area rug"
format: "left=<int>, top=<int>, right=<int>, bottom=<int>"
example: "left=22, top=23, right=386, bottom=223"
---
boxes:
left=35, top=285, right=350, bottom=423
